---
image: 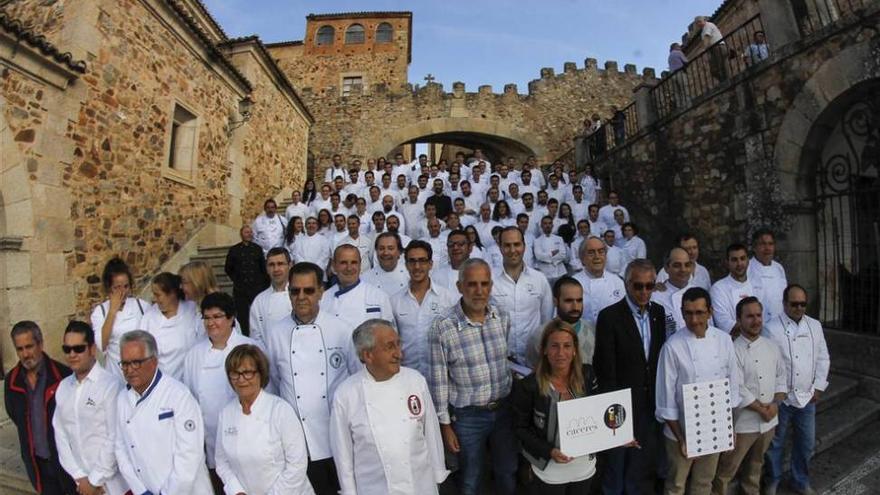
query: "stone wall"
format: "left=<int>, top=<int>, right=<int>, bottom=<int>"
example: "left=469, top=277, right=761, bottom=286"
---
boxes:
left=299, top=59, right=657, bottom=170
left=0, top=0, right=311, bottom=370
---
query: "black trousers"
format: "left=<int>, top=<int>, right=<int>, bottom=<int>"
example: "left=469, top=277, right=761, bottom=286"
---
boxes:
left=530, top=474, right=593, bottom=495
left=232, top=288, right=261, bottom=336
left=35, top=456, right=76, bottom=495
left=307, top=457, right=340, bottom=495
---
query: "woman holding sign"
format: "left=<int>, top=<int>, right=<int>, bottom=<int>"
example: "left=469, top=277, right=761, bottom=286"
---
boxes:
left=512, top=319, right=600, bottom=494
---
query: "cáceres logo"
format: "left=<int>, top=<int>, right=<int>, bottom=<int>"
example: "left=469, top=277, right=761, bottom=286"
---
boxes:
left=565, top=415, right=599, bottom=438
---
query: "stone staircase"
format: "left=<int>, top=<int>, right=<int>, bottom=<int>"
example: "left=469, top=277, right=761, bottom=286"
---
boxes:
left=188, top=245, right=235, bottom=295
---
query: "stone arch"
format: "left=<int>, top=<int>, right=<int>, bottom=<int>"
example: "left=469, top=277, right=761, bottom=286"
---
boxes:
left=772, top=40, right=880, bottom=313
left=371, top=117, right=549, bottom=163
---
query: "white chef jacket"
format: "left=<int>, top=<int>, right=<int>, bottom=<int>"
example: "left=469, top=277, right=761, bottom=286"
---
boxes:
left=252, top=214, right=287, bottom=254
left=400, top=202, right=426, bottom=239
left=573, top=270, right=626, bottom=325
left=533, top=233, right=568, bottom=280
left=431, top=265, right=460, bottom=294
left=263, top=312, right=362, bottom=460
left=183, top=332, right=261, bottom=467
left=623, top=236, right=647, bottom=260
left=579, top=176, right=600, bottom=206
left=285, top=202, right=312, bottom=222
left=710, top=275, right=761, bottom=334
left=605, top=245, right=629, bottom=277
left=292, top=233, right=331, bottom=271
left=141, top=300, right=202, bottom=381
left=91, top=297, right=148, bottom=379
left=764, top=314, right=830, bottom=408
left=320, top=280, right=395, bottom=333
left=598, top=204, right=630, bottom=231
left=651, top=280, right=694, bottom=336
left=657, top=263, right=712, bottom=291
left=391, top=282, right=458, bottom=377
left=336, top=234, right=374, bottom=273
left=588, top=220, right=605, bottom=238
left=748, top=257, right=788, bottom=323
left=54, top=365, right=127, bottom=495
left=250, top=284, right=293, bottom=345
left=363, top=260, right=410, bottom=297
left=330, top=368, right=449, bottom=495
left=655, top=326, right=742, bottom=441
left=425, top=235, right=450, bottom=268
left=115, top=370, right=212, bottom=495
left=732, top=335, right=787, bottom=433
left=490, top=265, right=554, bottom=365
left=215, top=390, right=315, bottom=495
left=474, top=219, right=501, bottom=248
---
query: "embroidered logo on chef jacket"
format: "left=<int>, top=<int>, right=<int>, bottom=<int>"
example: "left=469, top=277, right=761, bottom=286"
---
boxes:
left=184, top=420, right=196, bottom=432
left=224, top=427, right=238, bottom=436
left=85, top=397, right=96, bottom=407
left=407, top=394, right=422, bottom=416
left=430, top=302, right=439, bottom=312
left=329, top=351, right=344, bottom=369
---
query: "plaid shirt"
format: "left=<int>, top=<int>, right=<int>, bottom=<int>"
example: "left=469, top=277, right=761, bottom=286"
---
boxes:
left=427, top=301, right=512, bottom=424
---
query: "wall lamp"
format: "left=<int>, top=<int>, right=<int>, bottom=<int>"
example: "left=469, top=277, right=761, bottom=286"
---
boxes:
left=226, top=96, right=253, bottom=137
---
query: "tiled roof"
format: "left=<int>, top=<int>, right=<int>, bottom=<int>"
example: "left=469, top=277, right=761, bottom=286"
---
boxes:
left=190, top=0, right=228, bottom=40
left=0, top=12, right=86, bottom=73
left=306, top=11, right=412, bottom=21
left=264, top=39, right=304, bottom=48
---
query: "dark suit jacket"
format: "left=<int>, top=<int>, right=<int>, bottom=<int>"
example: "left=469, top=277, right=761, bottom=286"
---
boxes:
left=594, top=297, right=667, bottom=435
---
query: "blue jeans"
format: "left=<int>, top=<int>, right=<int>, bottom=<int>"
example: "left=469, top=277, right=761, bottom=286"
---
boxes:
left=765, top=402, right=816, bottom=489
left=451, top=403, right=518, bottom=495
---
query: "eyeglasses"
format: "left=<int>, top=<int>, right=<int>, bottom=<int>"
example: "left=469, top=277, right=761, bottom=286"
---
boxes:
left=289, top=287, right=318, bottom=296
left=406, top=258, right=431, bottom=265
left=788, top=301, right=807, bottom=308
left=447, top=241, right=468, bottom=248
left=62, top=344, right=88, bottom=354
left=585, top=249, right=607, bottom=256
left=630, top=282, right=656, bottom=291
left=119, top=357, right=153, bottom=370
left=228, top=369, right=258, bottom=381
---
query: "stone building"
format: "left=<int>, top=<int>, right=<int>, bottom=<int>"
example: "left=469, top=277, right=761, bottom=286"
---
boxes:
left=0, top=0, right=312, bottom=369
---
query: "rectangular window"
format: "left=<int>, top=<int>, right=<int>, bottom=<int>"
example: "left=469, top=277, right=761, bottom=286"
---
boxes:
left=164, top=103, right=199, bottom=184
left=342, top=76, right=364, bottom=97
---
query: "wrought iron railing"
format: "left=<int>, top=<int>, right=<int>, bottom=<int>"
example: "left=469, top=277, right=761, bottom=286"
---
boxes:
left=579, top=101, right=640, bottom=165
left=792, top=0, right=868, bottom=37
left=651, top=14, right=766, bottom=121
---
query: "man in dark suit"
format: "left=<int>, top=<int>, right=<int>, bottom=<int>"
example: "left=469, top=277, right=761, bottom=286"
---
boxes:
left=224, top=225, right=270, bottom=335
left=594, top=258, right=668, bottom=494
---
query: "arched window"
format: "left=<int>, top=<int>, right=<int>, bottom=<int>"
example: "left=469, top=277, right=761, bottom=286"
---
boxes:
left=345, top=24, right=365, bottom=44
left=316, top=25, right=334, bottom=45
left=376, top=22, right=393, bottom=43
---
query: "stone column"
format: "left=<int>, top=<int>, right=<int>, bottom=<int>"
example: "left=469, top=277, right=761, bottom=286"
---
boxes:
left=634, top=83, right=657, bottom=131
left=758, top=0, right=802, bottom=48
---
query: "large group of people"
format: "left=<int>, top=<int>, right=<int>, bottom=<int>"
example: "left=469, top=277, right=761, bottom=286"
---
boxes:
left=4, top=149, right=829, bottom=495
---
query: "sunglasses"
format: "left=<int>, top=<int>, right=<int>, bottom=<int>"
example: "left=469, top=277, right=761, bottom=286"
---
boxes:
left=288, top=287, right=318, bottom=296
left=788, top=301, right=807, bottom=308
left=631, top=282, right=656, bottom=291
left=62, top=344, right=88, bottom=354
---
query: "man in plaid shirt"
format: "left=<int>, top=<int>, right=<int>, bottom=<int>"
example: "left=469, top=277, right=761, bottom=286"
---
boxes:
left=427, top=258, right=517, bottom=495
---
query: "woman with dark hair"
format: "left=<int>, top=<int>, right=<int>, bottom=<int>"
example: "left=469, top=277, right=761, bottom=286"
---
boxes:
left=91, top=257, right=149, bottom=378
left=316, top=209, right=333, bottom=237
left=215, top=345, right=314, bottom=494
left=512, top=320, right=599, bottom=494
left=492, top=200, right=516, bottom=227
left=302, top=179, right=318, bottom=206
left=284, top=216, right=304, bottom=259
left=464, top=225, right=487, bottom=261
left=556, top=202, right=575, bottom=234
left=141, top=272, right=200, bottom=380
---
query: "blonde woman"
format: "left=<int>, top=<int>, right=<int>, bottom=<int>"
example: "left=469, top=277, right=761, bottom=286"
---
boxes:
left=180, top=260, right=239, bottom=337
left=512, top=319, right=600, bottom=494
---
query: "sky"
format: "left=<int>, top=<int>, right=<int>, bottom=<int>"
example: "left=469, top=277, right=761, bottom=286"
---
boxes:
left=202, top=0, right=723, bottom=93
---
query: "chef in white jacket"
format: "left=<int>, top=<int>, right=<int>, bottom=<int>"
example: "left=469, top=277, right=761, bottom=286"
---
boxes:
left=321, top=245, right=394, bottom=332
left=263, top=262, right=361, bottom=495
left=292, top=217, right=332, bottom=274
left=215, top=344, right=315, bottom=495
left=183, top=292, right=261, bottom=477
left=330, top=319, right=449, bottom=495
left=53, top=321, right=127, bottom=495
left=249, top=247, right=293, bottom=344
left=573, top=237, right=626, bottom=325
left=91, top=258, right=149, bottom=379
left=748, top=229, right=788, bottom=323
left=711, top=243, right=762, bottom=334
left=114, top=330, right=212, bottom=495
left=252, top=199, right=287, bottom=255
left=140, top=272, right=202, bottom=381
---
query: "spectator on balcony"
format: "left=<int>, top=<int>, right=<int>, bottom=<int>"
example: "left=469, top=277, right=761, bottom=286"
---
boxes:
left=668, top=43, right=688, bottom=72
left=695, top=16, right=729, bottom=82
left=589, top=113, right=607, bottom=157
left=611, top=106, right=627, bottom=146
left=745, top=31, right=770, bottom=65
left=668, top=43, right=691, bottom=109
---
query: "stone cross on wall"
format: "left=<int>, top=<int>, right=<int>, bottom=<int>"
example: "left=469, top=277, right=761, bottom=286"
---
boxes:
left=424, top=73, right=436, bottom=84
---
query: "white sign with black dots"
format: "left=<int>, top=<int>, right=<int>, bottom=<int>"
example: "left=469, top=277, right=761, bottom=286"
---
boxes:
left=682, top=378, right=734, bottom=459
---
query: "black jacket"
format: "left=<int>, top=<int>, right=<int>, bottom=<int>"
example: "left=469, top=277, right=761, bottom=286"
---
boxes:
left=224, top=241, right=270, bottom=295
left=594, top=298, right=667, bottom=435
left=4, top=356, right=74, bottom=493
left=512, top=364, right=599, bottom=470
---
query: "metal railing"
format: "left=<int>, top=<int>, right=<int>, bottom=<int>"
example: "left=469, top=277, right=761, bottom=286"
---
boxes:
left=580, top=101, right=640, bottom=165
left=792, top=0, right=868, bottom=37
left=651, top=14, right=766, bottom=121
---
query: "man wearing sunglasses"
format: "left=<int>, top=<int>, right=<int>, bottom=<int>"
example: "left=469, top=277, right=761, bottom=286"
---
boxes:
left=763, top=285, right=830, bottom=495
left=5, top=320, right=75, bottom=494
left=263, top=261, right=361, bottom=495
left=594, top=259, right=668, bottom=494
left=53, top=321, right=127, bottom=495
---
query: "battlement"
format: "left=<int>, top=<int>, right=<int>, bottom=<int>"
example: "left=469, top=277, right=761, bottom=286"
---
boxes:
left=524, top=58, right=658, bottom=96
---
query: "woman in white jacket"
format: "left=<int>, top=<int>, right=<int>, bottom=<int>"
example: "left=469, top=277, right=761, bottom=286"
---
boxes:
left=215, top=344, right=314, bottom=495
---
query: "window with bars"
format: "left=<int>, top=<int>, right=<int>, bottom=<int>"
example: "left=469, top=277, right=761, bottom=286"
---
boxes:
left=342, top=76, right=364, bottom=96
left=316, top=25, right=334, bottom=45
left=376, top=22, right=393, bottom=43
left=345, top=24, right=365, bottom=44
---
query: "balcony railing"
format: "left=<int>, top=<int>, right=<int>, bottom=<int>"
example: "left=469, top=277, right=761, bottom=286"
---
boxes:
left=651, top=14, right=766, bottom=121
left=793, top=0, right=868, bottom=37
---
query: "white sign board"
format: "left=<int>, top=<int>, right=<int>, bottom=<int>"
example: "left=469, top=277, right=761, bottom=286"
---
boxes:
left=557, top=388, right=633, bottom=457
left=682, top=378, right=734, bottom=458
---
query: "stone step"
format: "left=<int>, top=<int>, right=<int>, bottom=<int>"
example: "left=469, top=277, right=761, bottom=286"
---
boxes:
left=815, top=396, right=880, bottom=455
left=817, top=373, right=860, bottom=413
